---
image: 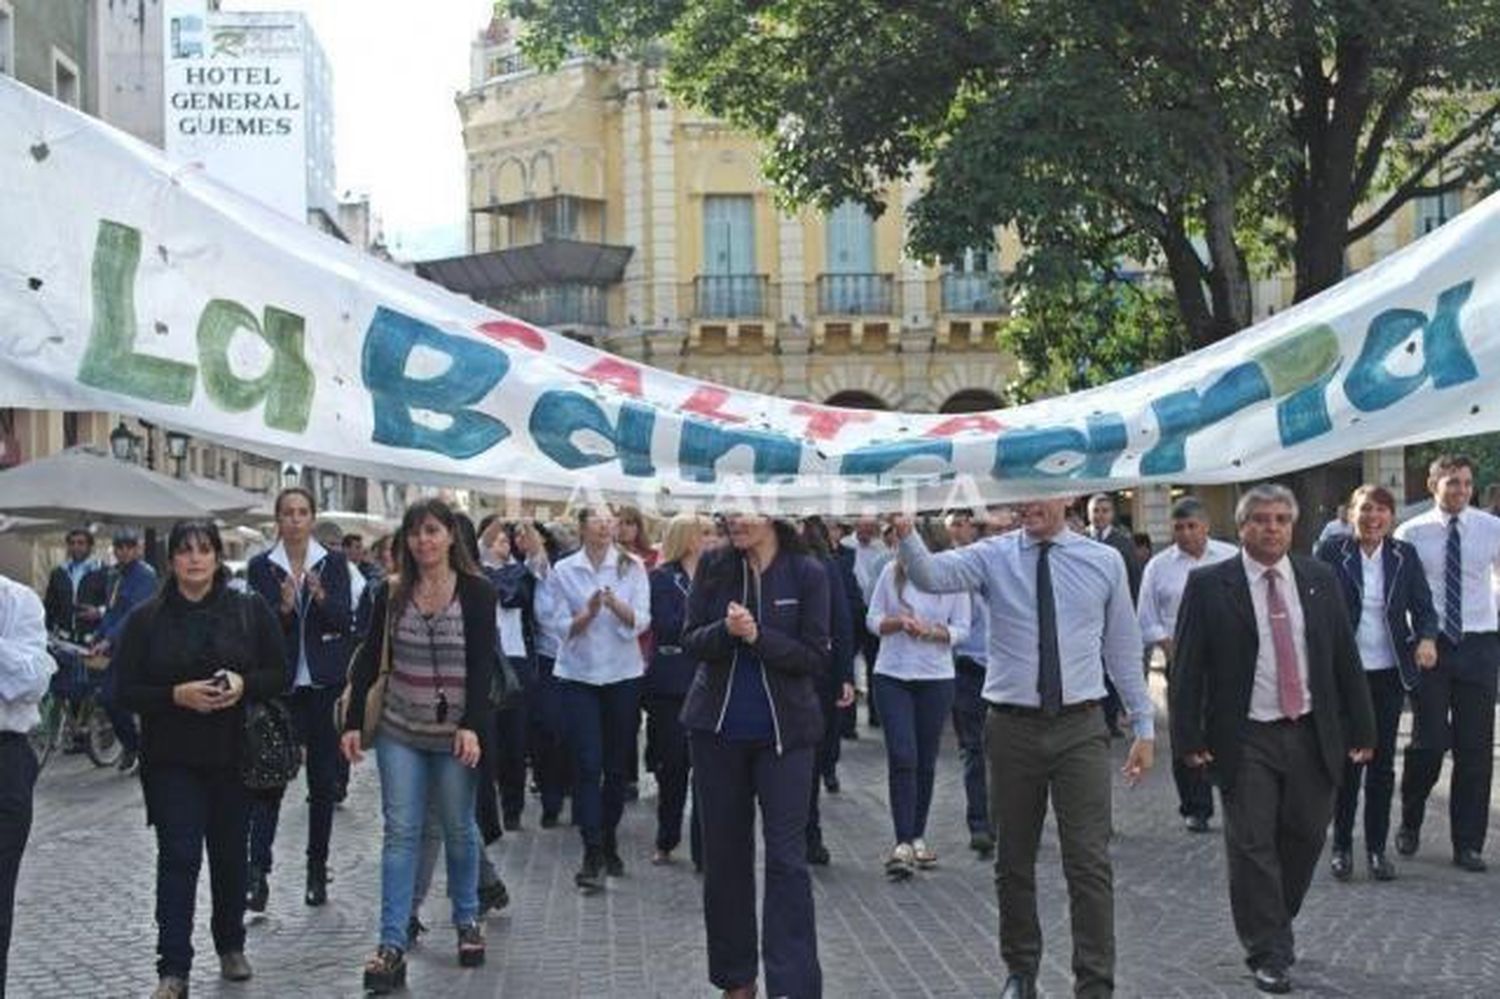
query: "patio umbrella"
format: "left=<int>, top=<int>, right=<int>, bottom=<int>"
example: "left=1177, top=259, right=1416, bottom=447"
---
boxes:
left=0, top=448, right=260, bottom=526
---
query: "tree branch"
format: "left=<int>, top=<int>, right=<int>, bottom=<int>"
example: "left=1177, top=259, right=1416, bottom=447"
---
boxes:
left=1350, top=51, right=1429, bottom=204
left=1345, top=99, right=1500, bottom=244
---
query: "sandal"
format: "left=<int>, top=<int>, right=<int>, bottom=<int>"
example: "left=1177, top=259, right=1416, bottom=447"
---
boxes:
left=457, top=921, right=486, bottom=968
left=362, top=945, right=406, bottom=995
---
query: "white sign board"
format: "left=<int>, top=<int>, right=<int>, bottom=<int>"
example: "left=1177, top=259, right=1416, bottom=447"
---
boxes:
left=163, top=1, right=307, bottom=220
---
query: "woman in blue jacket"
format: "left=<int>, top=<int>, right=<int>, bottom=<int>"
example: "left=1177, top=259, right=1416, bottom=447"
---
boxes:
left=682, top=513, right=830, bottom=999
left=645, top=514, right=713, bottom=865
left=245, top=486, right=359, bottom=910
left=1315, top=483, right=1438, bottom=882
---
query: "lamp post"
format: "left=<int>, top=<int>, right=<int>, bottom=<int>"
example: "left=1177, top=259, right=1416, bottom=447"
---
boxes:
left=165, top=431, right=190, bottom=478
left=136, top=419, right=158, bottom=470
left=108, top=420, right=137, bottom=462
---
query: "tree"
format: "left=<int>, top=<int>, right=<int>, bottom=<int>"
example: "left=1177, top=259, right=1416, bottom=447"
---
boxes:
left=513, top=0, right=1500, bottom=377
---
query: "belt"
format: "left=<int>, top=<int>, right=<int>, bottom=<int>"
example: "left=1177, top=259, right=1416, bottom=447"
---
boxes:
left=656, top=645, right=684, bottom=656
left=988, top=699, right=1099, bottom=718
left=1251, top=714, right=1311, bottom=728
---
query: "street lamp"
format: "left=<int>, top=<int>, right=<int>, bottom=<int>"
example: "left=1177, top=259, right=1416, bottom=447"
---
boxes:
left=164, top=430, right=189, bottom=478
left=108, top=420, right=136, bottom=462
left=282, top=463, right=302, bottom=488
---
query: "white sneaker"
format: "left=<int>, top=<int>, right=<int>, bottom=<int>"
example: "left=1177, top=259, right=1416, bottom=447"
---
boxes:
left=885, top=842, right=915, bottom=880
left=912, top=838, right=938, bottom=869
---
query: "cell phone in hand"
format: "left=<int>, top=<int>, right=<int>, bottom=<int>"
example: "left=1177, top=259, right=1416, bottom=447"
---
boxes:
left=210, top=669, right=232, bottom=691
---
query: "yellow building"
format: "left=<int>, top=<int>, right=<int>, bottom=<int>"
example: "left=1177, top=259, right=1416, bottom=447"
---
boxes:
left=434, top=18, right=1016, bottom=419
left=438, top=16, right=1475, bottom=541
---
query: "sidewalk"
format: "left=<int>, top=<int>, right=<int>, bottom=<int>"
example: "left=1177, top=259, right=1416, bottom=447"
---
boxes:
left=13, top=675, right=1499, bottom=997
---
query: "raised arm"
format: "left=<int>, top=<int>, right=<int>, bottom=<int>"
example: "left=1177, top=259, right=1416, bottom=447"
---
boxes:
left=895, top=529, right=989, bottom=594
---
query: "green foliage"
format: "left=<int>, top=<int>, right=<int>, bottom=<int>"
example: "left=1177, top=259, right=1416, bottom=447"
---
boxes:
left=1406, top=433, right=1500, bottom=499
left=510, top=0, right=1500, bottom=392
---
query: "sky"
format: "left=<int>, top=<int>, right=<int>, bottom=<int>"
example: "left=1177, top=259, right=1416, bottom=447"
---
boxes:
left=224, top=0, right=497, bottom=261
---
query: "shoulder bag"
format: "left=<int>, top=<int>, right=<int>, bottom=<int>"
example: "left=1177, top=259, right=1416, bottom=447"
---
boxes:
left=335, top=598, right=394, bottom=750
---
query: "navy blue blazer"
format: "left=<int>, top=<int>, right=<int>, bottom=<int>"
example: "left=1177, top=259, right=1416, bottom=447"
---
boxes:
left=1315, top=535, right=1438, bottom=690
left=647, top=560, right=696, bottom=698
left=247, top=545, right=355, bottom=689
left=485, top=560, right=538, bottom=663
left=821, top=554, right=856, bottom=690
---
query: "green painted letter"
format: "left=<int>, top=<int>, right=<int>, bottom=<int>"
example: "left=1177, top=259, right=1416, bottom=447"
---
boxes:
left=77, top=220, right=196, bottom=404
left=196, top=300, right=314, bottom=432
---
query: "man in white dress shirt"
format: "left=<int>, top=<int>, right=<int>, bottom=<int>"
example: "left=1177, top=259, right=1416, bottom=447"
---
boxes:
left=1393, top=454, right=1500, bottom=872
left=0, top=572, right=57, bottom=993
left=1137, top=496, right=1238, bottom=832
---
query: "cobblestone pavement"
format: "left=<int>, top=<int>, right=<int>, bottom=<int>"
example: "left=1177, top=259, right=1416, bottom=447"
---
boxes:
left=13, top=676, right=1500, bottom=998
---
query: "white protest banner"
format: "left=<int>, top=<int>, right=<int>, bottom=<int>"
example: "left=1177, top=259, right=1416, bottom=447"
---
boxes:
left=2, top=76, right=1498, bottom=513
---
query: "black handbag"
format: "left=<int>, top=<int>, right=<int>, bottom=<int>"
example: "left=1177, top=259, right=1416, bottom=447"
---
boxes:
left=242, top=697, right=301, bottom=790
left=233, top=594, right=301, bottom=790
left=490, top=652, right=521, bottom=710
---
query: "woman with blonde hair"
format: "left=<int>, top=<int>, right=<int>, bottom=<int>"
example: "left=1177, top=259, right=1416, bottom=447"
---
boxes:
left=646, top=514, right=715, bottom=864
left=540, top=506, right=652, bottom=891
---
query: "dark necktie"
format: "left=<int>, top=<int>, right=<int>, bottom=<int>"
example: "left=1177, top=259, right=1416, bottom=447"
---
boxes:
left=1443, top=516, right=1463, bottom=644
left=1264, top=568, right=1305, bottom=718
left=1036, top=540, right=1063, bottom=715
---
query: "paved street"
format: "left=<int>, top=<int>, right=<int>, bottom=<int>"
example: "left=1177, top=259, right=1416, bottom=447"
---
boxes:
left=13, top=676, right=1500, bottom=998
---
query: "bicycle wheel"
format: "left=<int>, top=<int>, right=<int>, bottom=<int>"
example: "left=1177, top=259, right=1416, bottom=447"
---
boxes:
left=28, top=693, right=63, bottom=772
left=83, top=702, right=123, bottom=768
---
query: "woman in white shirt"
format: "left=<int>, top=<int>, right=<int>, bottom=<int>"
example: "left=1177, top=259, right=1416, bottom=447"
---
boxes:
left=540, top=507, right=651, bottom=892
left=866, top=531, right=971, bottom=880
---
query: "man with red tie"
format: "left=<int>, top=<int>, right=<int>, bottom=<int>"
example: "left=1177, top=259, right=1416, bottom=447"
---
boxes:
left=1172, top=484, right=1375, bottom=995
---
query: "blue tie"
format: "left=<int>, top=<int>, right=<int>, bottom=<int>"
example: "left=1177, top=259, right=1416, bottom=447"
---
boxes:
left=1443, top=516, right=1463, bottom=644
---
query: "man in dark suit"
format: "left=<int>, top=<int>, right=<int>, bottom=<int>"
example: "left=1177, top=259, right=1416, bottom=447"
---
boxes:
left=1087, top=493, right=1143, bottom=737
left=1172, top=483, right=1375, bottom=995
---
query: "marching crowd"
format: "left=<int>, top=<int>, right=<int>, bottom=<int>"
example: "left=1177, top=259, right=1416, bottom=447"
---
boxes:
left=0, top=452, right=1496, bottom=998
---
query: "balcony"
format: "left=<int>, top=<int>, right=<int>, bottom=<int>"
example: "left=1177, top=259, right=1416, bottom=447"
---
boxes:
left=493, top=285, right=608, bottom=328
left=817, top=273, right=895, bottom=316
left=941, top=272, right=1006, bottom=314
left=693, top=275, right=772, bottom=319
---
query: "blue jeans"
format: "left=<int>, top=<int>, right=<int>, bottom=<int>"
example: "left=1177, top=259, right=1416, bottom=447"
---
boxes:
left=560, top=677, right=640, bottom=851
left=692, top=732, right=820, bottom=998
left=374, top=735, right=480, bottom=949
left=951, top=657, right=990, bottom=836
left=873, top=675, right=954, bottom=843
left=143, top=764, right=249, bottom=978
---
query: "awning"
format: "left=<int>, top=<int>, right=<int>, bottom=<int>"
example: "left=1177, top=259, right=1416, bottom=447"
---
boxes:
left=416, top=240, right=633, bottom=297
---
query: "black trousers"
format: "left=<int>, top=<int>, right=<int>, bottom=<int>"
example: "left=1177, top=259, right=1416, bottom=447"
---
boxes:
left=1332, top=668, right=1404, bottom=853
left=1401, top=632, right=1498, bottom=853
left=0, top=735, right=38, bottom=997
left=692, top=732, right=820, bottom=998
left=644, top=693, right=694, bottom=855
left=1166, top=656, right=1214, bottom=820
left=247, top=685, right=342, bottom=873
left=145, top=763, right=250, bottom=978
left=1221, top=719, right=1335, bottom=972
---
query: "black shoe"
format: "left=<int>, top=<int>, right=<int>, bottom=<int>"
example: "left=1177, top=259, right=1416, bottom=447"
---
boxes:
left=456, top=922, right=485, bottom=968
left=1184, top=815, right=1211, bottom=834
left=246, top=865, right=268, bottom=913
left=623, top=782, right=639, bottom=803
left=576, top=848, right=605, bottom=892
left=807, top=841, right=830, bottom=866
left=969, top=831, right=995, bottom=856
left=841, top=729, right=860, bottom=741
left=1329, top=848, right=1353, bottom=881
left=867, top=715, right=881, bottom=729
left=503, top=814, right=522, bottom=832
left=1396, top=824, right=1420, bottom=857
left=1252, top=965, right=1292, bottom=994
left=1453, top=848, right=1487, bottom=872
left=363, top=945, right=406, bottom=995
left=305, top=861, right=328, bottom=907
left=479, top=877, right=510, bottom=914
left=1368, top=851, right=1397, bottom=881
left=999, top=972, right=1037, bottom=999
left=333, top=781, right=348, bottom=805
left=603, top=849, right=625, bottom=877
left=540, top=811, right=560, bottom=829
left=823, top=774, right=840, bottom=794
left=117, top=748, right=139, bottom=775
left=406, top=916, right=427, bottom=948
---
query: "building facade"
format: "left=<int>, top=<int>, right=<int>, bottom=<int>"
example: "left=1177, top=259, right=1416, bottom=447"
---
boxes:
left=437, top=17, right=1017, bottom=419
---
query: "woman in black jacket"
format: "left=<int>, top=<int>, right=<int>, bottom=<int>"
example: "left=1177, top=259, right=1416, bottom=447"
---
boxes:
left=339, top=499, right=495, bottom=994
left=682, top=513, right=830, bottom=999
left=1315, top=483, right=1438, bottom=881
left=115, top=521, right=286, bottom=999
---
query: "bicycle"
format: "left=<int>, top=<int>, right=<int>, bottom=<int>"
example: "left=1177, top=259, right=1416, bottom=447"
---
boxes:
left=30, top=643, right=124, bottom=773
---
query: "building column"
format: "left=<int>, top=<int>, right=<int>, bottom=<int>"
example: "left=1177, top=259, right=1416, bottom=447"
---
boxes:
left=621, top=69, right=648, bottom=324
left=1362, top=446, right=1406, bottom=493
left=647, top=82, right=679, bottom=327
left=778, top=210, right=805, bottom=324
left=899, top=176, right=931, bottom=331
left=1134, top=484, right=1174, bottom=548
